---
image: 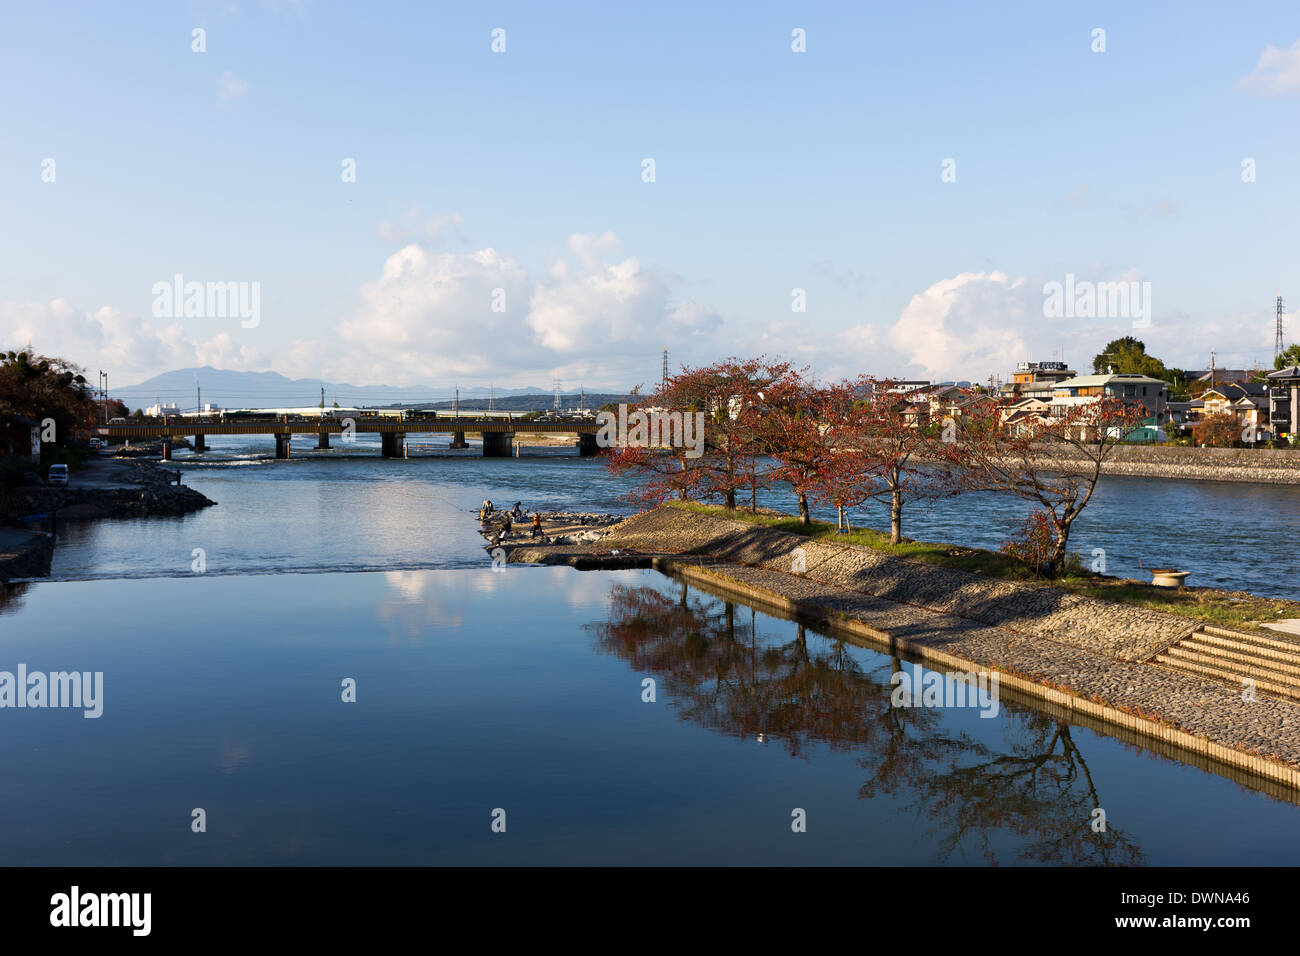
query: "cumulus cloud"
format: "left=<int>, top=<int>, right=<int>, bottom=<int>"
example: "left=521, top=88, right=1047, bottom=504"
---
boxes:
left=317, top=231, right=723, bottom=384
left=1236, top=38, right=1300, bottom=95
left=525, top=233, right=721, bottom=353
left=4, top=229, right=725, bottom=389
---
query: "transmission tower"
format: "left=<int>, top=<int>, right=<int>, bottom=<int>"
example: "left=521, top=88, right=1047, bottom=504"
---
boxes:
left=553, top=379, right=562, bottom=411
left=662, top=346, right=669, bottom=388
left=1277, top=294, right=1286, bottom=361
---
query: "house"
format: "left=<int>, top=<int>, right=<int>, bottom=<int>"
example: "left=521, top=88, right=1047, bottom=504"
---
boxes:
left=1197, top=382, right=1270, bottom=438
left=1, top=415, right=41, bottom=465
left=1049, top=373, right=1168, bottom=419
left=1165, top=401, right=1195, bottom=432
left=1187, top=368, right=1259, bottom=390
left=1268, top=365, right=1300, bottom=438
left=1000, top=397, right=1052, bottom=436
left=999, top=361, right=1076, bottom=401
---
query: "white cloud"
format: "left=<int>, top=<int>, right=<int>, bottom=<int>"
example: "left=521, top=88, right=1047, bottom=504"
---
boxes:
left=0, top=298, right=267, bottom=382
left=525, top=234, right=721, bottom=353
left=1236, top=38, right=1300, bottom=95
left=316, top=231, right=724, bottom=385
left=218, top=71, right=249, bottom=103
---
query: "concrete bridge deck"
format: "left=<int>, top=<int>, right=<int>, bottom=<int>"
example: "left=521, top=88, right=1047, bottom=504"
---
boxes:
left=97, top=417, right=601, bottom=459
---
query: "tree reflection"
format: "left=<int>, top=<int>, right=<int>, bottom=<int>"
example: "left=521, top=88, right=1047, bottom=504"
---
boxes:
left=590, top=581, right=1144, bottom=865
left=0, top=582, right=31, bottom=617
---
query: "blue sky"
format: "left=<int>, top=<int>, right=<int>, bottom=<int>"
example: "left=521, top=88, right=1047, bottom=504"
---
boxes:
left=3, top=0, right=1299, bottom=393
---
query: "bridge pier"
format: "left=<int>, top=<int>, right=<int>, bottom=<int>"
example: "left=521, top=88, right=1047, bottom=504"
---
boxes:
left=275, top=434, right=292, bottom=459
left=381, top=432, right=407, bottom=458
left=577, top=433, right=599, bottom=456
left=193, top=434, right=207, bottom=453
left=449, top=430, right=469, bottom=449
left=317, top=432, right=330, bottom=450
left=160, top=438, right=173, bottom=461
left=482, top=432, right=512, bottom=457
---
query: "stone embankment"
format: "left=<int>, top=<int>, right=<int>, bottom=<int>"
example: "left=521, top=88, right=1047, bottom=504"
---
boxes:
left=1060, top=444, right=1300, bottom=484
left=497, top=505, right=1300, bottom=790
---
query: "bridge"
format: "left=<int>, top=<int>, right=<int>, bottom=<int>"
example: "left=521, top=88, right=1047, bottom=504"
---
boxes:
left=97, top=417, right=602, bottom=459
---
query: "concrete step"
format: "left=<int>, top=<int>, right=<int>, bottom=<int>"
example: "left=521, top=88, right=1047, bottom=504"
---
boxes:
left=1154, top=655, right=1300, bottom=701
left=1181, top=637, right=1300, bottom=675
left=1189, top=632, right=1300, bottom=668
left=1165, top=645, right=1300, bottom=687
left=1201, top=625, right=1300, bottom=654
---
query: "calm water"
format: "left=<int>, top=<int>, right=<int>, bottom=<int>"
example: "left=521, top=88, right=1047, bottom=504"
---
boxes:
left=44, top=434, right=1300, bottom=599
left=2, top=567, right=1299, bottom=865
left=5, top=436, right=1300, bottom=865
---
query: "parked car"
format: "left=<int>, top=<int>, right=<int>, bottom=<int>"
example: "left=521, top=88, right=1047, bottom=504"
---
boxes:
left=47, top=464, right=69, bottom=486
left=88, top=438, right=103, bottom=449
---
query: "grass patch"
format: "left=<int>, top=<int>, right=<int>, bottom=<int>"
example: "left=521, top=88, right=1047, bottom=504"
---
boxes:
left=667, top=501, right=1300, bottom=630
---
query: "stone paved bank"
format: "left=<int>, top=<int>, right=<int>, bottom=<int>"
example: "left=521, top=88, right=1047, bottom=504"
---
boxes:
left=503, top=506, right=1300, bottom=789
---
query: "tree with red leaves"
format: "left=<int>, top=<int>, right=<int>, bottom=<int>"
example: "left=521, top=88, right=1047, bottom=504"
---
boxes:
left=757, top=375, right=836, bottom=524
left=959, top=393, right=1146, bottom=576
left=606, top=358, right=799, bottom=510
left=826, top=378, right=966, bottom=544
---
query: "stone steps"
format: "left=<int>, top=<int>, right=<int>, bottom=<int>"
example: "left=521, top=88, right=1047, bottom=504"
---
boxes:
left=1155, top=625, right=1300, bottom=701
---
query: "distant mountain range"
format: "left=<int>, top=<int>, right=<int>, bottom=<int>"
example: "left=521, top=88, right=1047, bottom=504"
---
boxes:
left=114, top=367, right=630, bottom=412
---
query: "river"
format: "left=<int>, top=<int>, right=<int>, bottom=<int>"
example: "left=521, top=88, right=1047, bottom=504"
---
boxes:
left=2, top=435, right=1299, bottom=865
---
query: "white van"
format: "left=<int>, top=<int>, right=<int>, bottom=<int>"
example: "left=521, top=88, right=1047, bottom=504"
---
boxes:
left=47, top=464, right=69, bottom=486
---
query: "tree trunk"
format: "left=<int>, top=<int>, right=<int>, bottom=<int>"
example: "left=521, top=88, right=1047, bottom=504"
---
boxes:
left=798, top=493, right=810, bottom=525
left=724, top=489, right=736, bottom=510
left=890, top=487, right=903, bottom=544
left=1048, top=513, right=1075, bottom=576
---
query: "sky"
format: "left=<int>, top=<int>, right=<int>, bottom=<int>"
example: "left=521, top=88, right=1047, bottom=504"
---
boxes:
left=2, top=0, right=1300, bottom=396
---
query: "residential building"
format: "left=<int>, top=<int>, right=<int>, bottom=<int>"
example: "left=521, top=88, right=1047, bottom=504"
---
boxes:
left=1196, top=382, right=1269, bottom=437
left=146, top=402, right=181, bottom=417
left=999, top=361, right=1076, bottom=401
left=1268, top=365, right=1300, bottom=438
left=1, top=415, right=41, bottom=465
left=1049, top=373, right=1168, bottom=421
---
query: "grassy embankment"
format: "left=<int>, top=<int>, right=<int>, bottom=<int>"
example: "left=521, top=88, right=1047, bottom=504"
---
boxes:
left=668, top=502, right=1300, bottom=630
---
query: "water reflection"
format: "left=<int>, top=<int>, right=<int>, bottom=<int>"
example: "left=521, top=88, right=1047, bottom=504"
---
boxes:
left=590, top=580, right=1145, bottom=865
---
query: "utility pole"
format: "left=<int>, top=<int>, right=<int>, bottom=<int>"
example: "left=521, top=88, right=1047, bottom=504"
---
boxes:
left=453, top=386, right=459, bottom=418
left=1210, top=350, right=1216, bottom=389
left=197, top=384, right=201, bottom=416
left=320, top=385, right=325, bottom=414
left=489, top=385, right=494, bottom=413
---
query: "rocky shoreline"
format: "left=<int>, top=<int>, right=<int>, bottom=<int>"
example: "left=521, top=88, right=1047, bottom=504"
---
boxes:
left=0, top=457, right=215, bottom=582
